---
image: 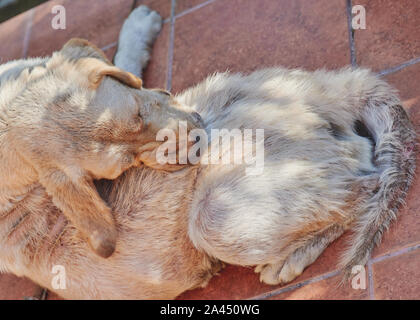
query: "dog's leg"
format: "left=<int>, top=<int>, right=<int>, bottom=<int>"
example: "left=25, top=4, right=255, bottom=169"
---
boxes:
left=114, top=5, right=162, bottom=78
left=255, top=224, right=344, bottom=285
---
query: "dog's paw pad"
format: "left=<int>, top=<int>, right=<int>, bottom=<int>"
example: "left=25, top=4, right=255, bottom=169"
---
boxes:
left=257, top=263, right=283, bottom=285
left=130, top=6, right=154, bottom=22
left=255, top=261, right=303, bottom=285
left=133, top=5, right=152, bottom=16
left=277, top=261, right=304, bottom=284
left=148, top=11, right=163, bottom=33
left=124, top=6, right=163, bottom=42
left=129, top=6, right=162, bottom=26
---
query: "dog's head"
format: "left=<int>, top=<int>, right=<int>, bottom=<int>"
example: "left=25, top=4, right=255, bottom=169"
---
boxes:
left=19, top=38, right=202, bottom=178
left=7, top=38, right=202, bottom=257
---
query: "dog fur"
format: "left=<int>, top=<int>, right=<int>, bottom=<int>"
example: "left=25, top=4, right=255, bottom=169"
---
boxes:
left=0, top=6, right=416, bottom=299
left=0, top=12, right=202, bottom=262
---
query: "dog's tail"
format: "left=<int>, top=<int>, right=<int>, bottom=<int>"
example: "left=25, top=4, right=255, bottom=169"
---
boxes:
left=340, top=75, right=417, bottom=274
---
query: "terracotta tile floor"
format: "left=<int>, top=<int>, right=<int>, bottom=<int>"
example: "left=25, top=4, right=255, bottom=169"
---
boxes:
left=0, top=0, right=419, bottom=300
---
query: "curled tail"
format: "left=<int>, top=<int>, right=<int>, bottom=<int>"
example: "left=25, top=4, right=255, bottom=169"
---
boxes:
left=341, top=80, right=417, bottom=273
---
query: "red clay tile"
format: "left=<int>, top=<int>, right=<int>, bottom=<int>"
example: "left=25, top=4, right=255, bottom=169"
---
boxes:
left=370, top=63, right=420, bottom=257
left=372, top=248, right=420, bottom=299
left=177, top=265, right=272, bottom=300
left=0, top=273, right=42, bottom=300
left=176, top=0, right=209, bottom=15
left=384, top=62, right=420, bottom=121
left=142, top=22, right=169, bottom=89
left=135, top=0, right=172, bottom=20
left=0, top=9, right=32, bottom=63
left=354, top=0, right=420, bottom=72
left=267, top=273, right=369, bottom=300
left=171, top=0, right=350, bottom=93
left=26, top=0, right=133, bottom=58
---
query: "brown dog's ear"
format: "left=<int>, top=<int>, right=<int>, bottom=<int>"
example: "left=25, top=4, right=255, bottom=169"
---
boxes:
left=60, top=38, right=112, bottom=64
left=74, top=57, right=143, bottom=90
left=38, top=167, right=117, bottom=258
left=88, top=61, right=143, bottom=89
left=59, top=38, right=143, bottom=89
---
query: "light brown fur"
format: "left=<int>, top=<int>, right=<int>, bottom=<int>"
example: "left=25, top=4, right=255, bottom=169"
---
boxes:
left=0, top=39, right=202, bottom=261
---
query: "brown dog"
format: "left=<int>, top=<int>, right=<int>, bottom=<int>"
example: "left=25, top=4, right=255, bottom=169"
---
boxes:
left=0, top=37, right=201, bottom=260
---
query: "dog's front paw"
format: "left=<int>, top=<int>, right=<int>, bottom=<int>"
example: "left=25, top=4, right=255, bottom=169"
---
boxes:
left=115, top=6, right=163, bottom=77
left=126, top=5, right=163, bottom=43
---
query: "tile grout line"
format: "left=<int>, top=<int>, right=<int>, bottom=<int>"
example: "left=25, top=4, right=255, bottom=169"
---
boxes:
left=378, top=56, right=420, bottom=77
left=22, top=8, right=35, bottom=59
left=166, top=0, right=176, bottom=91
left=366, top=243, right=420, bottom=300
left=101, top=41, right=117, bottom=52
left=367, top=260, right=375, bottom=300
left=248, top=269, right=341, bottom=300
left=174, top=0, right=218, bottom=20
left=371, top=242, right=420, bottom=264
left=345, top=0, right=357, bottom=67
left=131, top=0, right=139, bottom=11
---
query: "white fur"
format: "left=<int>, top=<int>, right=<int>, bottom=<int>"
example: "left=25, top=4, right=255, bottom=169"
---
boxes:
left=114, top=6, right=162, bottom=78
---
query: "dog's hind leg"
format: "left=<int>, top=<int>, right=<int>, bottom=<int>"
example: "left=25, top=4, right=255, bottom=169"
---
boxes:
left=256, top=224, right=344, bottom=285
left=114, top=5, right=162, bottom=78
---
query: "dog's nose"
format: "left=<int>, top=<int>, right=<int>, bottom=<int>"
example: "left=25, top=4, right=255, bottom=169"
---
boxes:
left=190, top=112, right=204, bottom=128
